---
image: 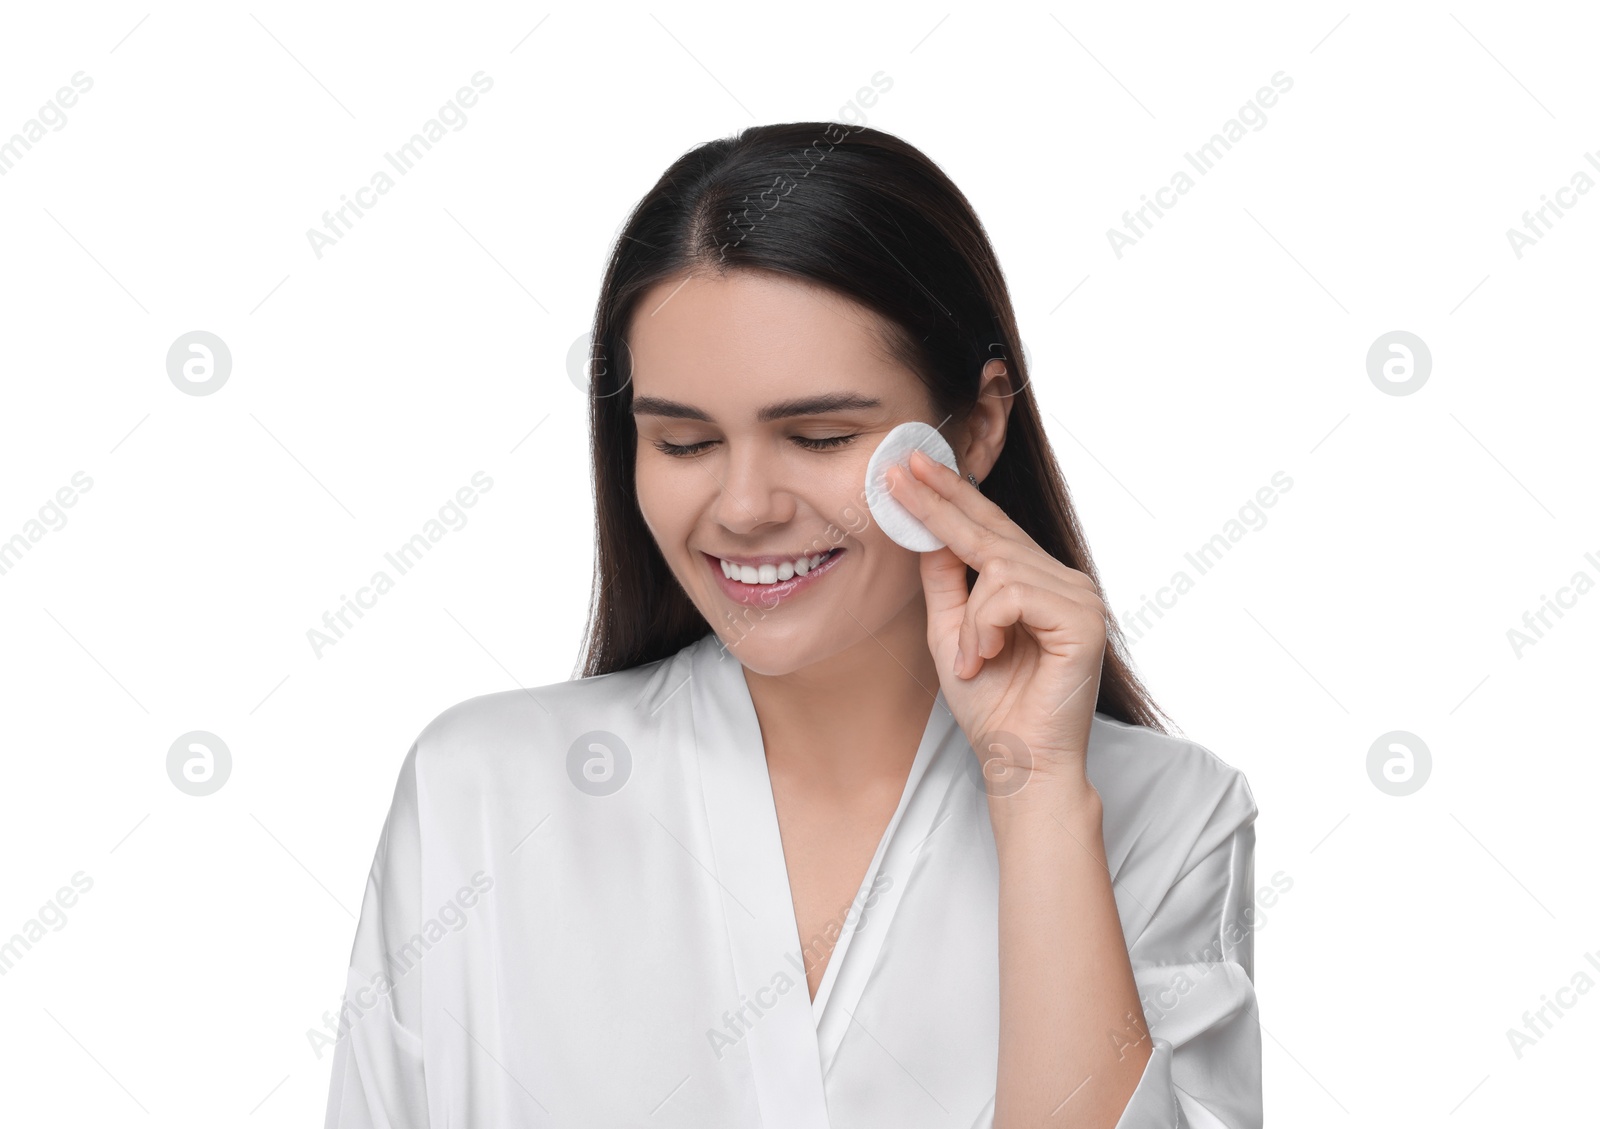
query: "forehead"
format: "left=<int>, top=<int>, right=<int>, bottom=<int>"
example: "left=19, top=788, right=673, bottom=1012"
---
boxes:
left=626, top=269, right=924, bottom=414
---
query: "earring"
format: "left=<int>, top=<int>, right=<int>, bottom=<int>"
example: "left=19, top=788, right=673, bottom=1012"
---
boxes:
left=966, top=472, right=979, bottom=486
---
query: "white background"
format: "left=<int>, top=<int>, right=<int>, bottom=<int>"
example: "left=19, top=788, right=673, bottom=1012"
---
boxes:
left=1, top=1, right=1594, bottom=1125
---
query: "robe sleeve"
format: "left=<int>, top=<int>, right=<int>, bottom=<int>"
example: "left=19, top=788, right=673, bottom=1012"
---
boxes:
left=1111, top=772, right=1262, bottom=1129
left=324, top=741, right=432, bottom=1129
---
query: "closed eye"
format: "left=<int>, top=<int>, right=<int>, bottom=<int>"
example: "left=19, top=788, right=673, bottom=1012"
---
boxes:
left=652, top=439, right=715, bottom=457
left=793, top=434, right=858, bottom=451
left=650, top=434, right=860, bottom=457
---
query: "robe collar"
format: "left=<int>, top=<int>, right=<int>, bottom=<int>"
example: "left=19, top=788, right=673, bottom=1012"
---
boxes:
left=686, top=632, right=970, bottom=1121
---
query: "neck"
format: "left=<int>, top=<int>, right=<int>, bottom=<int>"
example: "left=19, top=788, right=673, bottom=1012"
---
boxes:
left=739, top=597, right=940, bottom=793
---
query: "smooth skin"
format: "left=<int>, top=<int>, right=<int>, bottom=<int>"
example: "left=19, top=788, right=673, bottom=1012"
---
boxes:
left=628, top=267, right=1151, bottom=1129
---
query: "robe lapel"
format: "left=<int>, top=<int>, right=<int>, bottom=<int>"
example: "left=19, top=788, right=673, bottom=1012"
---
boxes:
left=689, top=632, right=977, bottom=1096
left=690, top=634, right=834, bottom=1128
left=812, top=694, right=967, bottom=1076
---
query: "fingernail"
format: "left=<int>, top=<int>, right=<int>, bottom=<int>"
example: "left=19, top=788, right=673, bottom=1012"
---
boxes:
left=954, top=645, right=965, bottom=672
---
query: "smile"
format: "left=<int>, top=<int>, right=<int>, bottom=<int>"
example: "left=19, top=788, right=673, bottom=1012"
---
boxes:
left=703, top=548, right=845, bottom=606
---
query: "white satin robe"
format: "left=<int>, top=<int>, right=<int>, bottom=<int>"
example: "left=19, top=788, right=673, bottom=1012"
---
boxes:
left=324, top=631, right=1262, bottom=1128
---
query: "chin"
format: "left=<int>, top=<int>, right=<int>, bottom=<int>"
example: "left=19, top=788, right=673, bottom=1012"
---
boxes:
left=709, top=596, right=921, bottom=681
left=712, top=621, right=833, bottom=677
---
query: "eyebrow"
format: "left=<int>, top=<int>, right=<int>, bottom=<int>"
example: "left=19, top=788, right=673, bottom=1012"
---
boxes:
left=630, top=392, right=883, bottom=423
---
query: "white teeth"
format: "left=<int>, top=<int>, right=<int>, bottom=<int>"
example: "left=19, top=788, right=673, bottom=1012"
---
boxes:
left=719, top=551, right=831, bottom=585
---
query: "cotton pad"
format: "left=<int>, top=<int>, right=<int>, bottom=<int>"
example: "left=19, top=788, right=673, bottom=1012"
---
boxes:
left=864, top=421, right=959, bottom=552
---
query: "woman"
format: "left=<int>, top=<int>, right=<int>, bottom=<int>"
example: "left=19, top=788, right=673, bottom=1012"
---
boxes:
left=324, top=122, right=1261, bottom=1129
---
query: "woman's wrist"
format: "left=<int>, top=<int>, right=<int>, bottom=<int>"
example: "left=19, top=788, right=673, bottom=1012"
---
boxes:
left=986, top=772, right=1105, bottom=850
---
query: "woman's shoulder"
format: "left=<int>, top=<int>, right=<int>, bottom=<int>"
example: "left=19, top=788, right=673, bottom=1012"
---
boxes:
left=405, top=644, right=696, bottom=774
left=1085, top=712, right=1259, bottom=860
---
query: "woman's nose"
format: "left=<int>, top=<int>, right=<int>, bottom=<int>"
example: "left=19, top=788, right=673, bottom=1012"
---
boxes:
left=709, top=446, right=798, bottom=534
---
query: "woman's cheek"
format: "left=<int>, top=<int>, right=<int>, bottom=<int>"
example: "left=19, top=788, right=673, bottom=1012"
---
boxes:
left=637, top=465, right=698, bottom=559
left=838, top=500, right=871, bottom=536
left=634, top=467, right=667, bottom=542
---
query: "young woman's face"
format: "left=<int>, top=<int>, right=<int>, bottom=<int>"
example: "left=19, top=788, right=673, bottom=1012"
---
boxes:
left=627, top=268, right=940, bottom=676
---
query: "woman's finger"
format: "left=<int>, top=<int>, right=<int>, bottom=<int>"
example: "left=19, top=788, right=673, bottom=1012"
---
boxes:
left=886, top=452, right=1039, bottom=571
left=957, top=571, right=1108, bottom=678
left=964, top=551, right=1103, bottom=606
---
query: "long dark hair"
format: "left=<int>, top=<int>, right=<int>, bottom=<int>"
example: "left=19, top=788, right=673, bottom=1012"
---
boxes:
left=578, top=122, right=1169, bottom=732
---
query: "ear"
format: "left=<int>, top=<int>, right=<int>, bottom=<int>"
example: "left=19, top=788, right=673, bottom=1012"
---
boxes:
left=956, top=358, right=1015, bottom=483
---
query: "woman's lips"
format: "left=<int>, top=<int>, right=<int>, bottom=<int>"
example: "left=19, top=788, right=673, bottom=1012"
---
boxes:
left=704, top=548, right=845, bottom=607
